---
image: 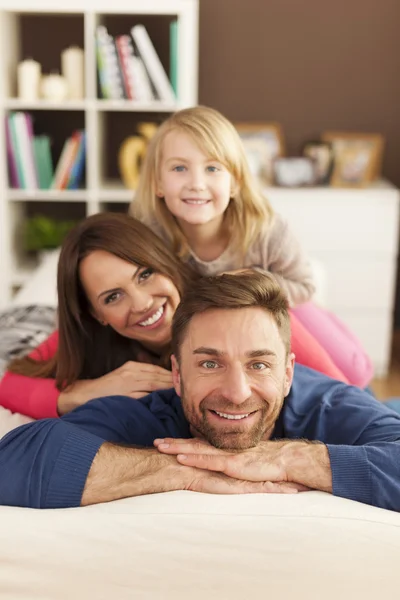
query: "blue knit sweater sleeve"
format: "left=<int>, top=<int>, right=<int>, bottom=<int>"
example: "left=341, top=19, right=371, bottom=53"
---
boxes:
left=0, top=391, right=188, bottom=509
left=283, top=367, right=400, bottom=511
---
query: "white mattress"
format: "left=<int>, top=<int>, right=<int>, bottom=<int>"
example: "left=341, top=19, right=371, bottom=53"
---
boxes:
left=0, top=491, right=399, bottom=599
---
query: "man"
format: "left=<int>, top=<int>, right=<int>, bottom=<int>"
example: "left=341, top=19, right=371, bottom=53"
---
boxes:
left=1, top=271, right=400, bottom=510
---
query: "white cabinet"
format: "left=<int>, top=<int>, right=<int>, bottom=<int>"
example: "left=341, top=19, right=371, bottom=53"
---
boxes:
left=266, top=180, right=400, bottom=377
left=0, top=0, right=198, bottom=306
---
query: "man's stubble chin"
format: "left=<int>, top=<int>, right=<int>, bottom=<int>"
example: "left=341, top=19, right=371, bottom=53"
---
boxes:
left=180, top=382, right=285, bottom=450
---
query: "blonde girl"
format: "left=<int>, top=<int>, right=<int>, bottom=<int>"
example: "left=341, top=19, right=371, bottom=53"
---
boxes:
left=131, top=106, right=373, bottom=387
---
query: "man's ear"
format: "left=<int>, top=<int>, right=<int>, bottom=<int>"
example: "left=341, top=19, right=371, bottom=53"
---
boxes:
left=171, top=354, right=181, bottom=396
left=283, top=352, right=295, bottom=397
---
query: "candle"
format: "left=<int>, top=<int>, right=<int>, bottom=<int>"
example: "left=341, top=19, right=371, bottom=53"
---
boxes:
left=17, top=59, right=41, bottom=101
left=61, top=46, right=84, bottom=99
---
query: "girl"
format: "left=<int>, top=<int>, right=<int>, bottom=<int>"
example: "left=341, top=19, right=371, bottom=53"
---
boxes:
left=131, top=105, right=373, bottom=387
left=0, top=212, right=196, bottom=419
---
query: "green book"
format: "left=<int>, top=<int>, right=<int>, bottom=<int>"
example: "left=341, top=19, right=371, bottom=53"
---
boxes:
left=39, top=136, right=54, bottom=189
left=170, top=20, right=178, bottom=96
left=33, top=137, right=46, bottom=190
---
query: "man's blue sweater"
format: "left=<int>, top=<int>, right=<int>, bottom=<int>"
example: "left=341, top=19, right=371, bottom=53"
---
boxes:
left=1, top=365, right=400, bottom=511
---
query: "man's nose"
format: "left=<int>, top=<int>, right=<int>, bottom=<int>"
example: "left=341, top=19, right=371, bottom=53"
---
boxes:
left=219, top=367, right=252, bottom=405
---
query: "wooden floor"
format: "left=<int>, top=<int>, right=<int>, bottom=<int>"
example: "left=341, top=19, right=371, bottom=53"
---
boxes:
left=370, top=330, right=400, bottom=400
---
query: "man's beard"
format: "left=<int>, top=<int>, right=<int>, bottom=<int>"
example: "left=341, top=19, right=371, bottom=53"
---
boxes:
left=180, top=383, right=282, bottom=450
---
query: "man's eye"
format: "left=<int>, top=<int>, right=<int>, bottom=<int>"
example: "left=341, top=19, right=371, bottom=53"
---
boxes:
left=251, top=362, right=268, bottom=371
left=201, top=360, right=218, bottom=369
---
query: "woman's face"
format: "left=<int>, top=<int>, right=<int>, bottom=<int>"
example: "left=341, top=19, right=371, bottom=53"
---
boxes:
left=79, top=250, right=181, bottom=352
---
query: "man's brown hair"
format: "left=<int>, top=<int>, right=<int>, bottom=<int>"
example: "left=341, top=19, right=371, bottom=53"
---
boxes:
left=172, top=270, right=291, bottom=360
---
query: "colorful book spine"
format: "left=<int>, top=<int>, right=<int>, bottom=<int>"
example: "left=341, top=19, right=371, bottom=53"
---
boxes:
left=66, top=130, right=86, bottom=190
left=39, top=136, right=54, bottom=189
left=12, top=112, right=38, bottom=190
left=5, top=116, right=20, bottom=188
left=96, top=26, right=125, bottom=100
left=115, top=35, right=136, bottom=100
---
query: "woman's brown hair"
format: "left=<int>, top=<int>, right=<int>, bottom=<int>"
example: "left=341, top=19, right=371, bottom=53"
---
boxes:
left=8, top=213, right=196, bottom=389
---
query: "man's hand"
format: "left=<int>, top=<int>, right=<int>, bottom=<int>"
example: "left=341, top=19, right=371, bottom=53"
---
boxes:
left=154, top=437, right=332, bottom=493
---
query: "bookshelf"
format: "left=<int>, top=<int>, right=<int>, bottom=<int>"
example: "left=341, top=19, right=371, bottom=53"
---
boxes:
left=0, top=0, right=199, bottom=308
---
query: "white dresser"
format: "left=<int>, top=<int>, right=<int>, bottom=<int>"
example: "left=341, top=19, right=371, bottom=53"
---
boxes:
left=265, top=180, right=400, bottom=377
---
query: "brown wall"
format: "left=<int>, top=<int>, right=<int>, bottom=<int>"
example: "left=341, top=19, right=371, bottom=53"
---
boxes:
left=197, top=0, right=400, bottom=323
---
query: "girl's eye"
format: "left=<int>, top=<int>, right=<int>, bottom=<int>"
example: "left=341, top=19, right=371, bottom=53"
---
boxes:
left=104, top=291, right=121, bottom=305
left=201, top=360, right=219, bottom=369
left=173, top=165, right=186, bottom=172
left=206, top=165, right=219, bottom=173
left=139, top=267, right=154, bottom=282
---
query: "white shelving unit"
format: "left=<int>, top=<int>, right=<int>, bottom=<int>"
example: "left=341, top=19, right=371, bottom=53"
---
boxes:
left=0, top=0, right=199, bottom=306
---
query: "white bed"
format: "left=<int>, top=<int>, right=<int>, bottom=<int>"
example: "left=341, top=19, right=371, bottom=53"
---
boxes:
left=0, top=492, right=399, bottom=599
left=1, top=251, right=399, bottom=598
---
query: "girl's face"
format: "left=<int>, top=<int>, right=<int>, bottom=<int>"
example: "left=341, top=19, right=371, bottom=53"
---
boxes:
left=79, top=250, right=181, bottom=352
left=157, top=130, right=233, bottom=228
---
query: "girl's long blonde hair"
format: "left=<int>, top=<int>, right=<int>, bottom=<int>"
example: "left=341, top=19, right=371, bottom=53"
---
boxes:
left=131, top=105, right=274, bottom=259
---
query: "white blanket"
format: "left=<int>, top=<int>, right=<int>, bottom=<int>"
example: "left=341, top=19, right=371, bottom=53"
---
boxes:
left=0, top=491, right=399, bottom=599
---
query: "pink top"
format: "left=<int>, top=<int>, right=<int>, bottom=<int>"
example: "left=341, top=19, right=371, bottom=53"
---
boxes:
left=0, top=331, right=59, bottom=419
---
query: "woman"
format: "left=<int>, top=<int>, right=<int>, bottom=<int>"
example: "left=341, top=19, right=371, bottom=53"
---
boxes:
left=0, top=212, right=196, bottom=419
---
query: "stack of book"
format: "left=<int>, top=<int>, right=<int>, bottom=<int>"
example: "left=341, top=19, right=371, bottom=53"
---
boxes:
left=6, top=112, right=86, bottom=191
left=96, top=22, right=178, bottom=102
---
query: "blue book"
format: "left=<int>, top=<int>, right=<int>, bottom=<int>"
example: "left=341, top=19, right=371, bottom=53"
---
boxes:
left=67, top=131, right=86, bottom=190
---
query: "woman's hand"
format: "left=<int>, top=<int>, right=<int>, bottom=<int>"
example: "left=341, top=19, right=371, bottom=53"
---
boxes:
left=57, top=361, right=173, bottom=415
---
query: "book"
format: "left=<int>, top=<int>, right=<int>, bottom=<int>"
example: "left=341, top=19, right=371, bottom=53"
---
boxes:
left=5, top=116, right=20, bottom=188
left=39, top=136, right=54, bottom=189
left=115, top=35, right=136, bottom=100
left=67, top=130, right=86, bottom=190
left=7, top=115, right=25, bottom=188
left=96, top=26, right=126, bottom=100
left=33, top=136, right=54, bottom=189
left=12, top=112, right=38, bottom=190
left=131, top=24, right=176, bottom=103
left=51, top=133, right=80, bottom=190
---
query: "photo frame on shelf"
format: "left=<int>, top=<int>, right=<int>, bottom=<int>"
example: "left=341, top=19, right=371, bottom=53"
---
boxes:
left=322, top=131, right=385, bottom=187
left=235, top=122, right=285, bottom=185
left=273, top=157, right=316, bottom=188
left=302, top=140, right=334, bottom=185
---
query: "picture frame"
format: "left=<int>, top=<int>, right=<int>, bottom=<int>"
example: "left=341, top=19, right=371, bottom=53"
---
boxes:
left=273, top=157, right=316, bottom=188
left=321, top=131, right=384, bottom=187
left=302, top=140, right=334, bottom=185
left=235, top=122, right=285, bottom=185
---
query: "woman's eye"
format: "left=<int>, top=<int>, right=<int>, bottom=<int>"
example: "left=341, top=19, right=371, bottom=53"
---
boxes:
left=173, top=165, right=186, bottom=172
left=201, top=360, right=219, bottom=369
left=104, top=291, right=120, bottom=305
left=139, top=267, right=154, bottom=282
left=206, top=165, right=219, bottom=173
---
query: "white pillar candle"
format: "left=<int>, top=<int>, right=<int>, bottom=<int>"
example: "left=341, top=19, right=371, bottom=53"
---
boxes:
left=17, top=59, right=41, bottom=101
left=61, top=46, right=85, bottom=99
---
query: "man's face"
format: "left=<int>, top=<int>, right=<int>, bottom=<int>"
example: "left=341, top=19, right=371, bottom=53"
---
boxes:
left=171, top=307, right=294, bottom=450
